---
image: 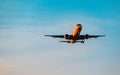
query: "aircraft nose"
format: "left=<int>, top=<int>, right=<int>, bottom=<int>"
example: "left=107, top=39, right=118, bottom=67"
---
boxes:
left=76, top=24, right=82, bottom=29
left=76, top=24, right=82, bottom=27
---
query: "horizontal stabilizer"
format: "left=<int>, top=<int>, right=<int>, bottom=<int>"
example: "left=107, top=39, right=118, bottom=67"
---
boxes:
left=59, top=41, right=84, bottom=43
left=59, top=41, right=70, bottom=43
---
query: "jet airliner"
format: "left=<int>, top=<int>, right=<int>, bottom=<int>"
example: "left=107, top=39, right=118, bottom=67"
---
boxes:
left=45, top=24, right=105, bottom=44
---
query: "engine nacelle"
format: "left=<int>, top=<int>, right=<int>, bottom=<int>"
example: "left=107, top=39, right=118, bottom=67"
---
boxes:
left=64, top=34, right=69, bottom=39
left=85, top=34, right=89, bottom=39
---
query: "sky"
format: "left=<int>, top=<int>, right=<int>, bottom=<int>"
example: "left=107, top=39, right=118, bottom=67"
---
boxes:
left=0, top=0, right=120, bottom=75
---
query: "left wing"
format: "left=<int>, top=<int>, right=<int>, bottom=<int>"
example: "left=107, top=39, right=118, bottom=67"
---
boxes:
left=45, top=35, right=64, bottom=38
left=79, top=34, right=105, bottom=40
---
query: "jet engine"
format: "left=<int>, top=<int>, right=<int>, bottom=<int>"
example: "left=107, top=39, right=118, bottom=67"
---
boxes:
left=85, top=34, right=89, bottom=39
left=64, top=34, right=69, bottom=39
left=64, top=34, right=72, bottom=39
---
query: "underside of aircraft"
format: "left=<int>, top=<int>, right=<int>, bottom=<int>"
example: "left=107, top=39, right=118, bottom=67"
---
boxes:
left=45, top=24, right=105, bottom=44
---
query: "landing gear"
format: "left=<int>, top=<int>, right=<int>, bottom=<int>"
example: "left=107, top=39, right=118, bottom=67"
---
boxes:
left=81, top=41, right=84, bottom=43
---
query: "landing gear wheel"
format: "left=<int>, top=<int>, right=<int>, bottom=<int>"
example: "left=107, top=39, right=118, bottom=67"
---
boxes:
left=81, top=41, right=84, bottom=43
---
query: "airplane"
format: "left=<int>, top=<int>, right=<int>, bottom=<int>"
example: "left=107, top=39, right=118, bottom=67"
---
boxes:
left=45, top=24, right=105, bottom=44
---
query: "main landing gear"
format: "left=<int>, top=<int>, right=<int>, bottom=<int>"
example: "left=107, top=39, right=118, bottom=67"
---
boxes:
left=81, top=41, right=84, bottom=43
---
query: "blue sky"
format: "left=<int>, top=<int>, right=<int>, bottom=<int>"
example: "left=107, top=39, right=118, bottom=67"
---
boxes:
left=0, top=0, right=120, bottom=75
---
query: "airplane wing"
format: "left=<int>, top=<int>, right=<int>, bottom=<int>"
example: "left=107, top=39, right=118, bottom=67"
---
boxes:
left=45, top=34, right=105, bottom=39
left=45, top=35, right=64, bottom=38
left=79, top=34, right=105, bottom=40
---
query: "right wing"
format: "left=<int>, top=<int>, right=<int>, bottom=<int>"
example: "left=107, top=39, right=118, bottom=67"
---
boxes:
left=45, top=35, right=64, bottom=38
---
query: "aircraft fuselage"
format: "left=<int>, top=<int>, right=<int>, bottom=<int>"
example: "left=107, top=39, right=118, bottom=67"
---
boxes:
left=70, top=24, right=82, bottom=43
